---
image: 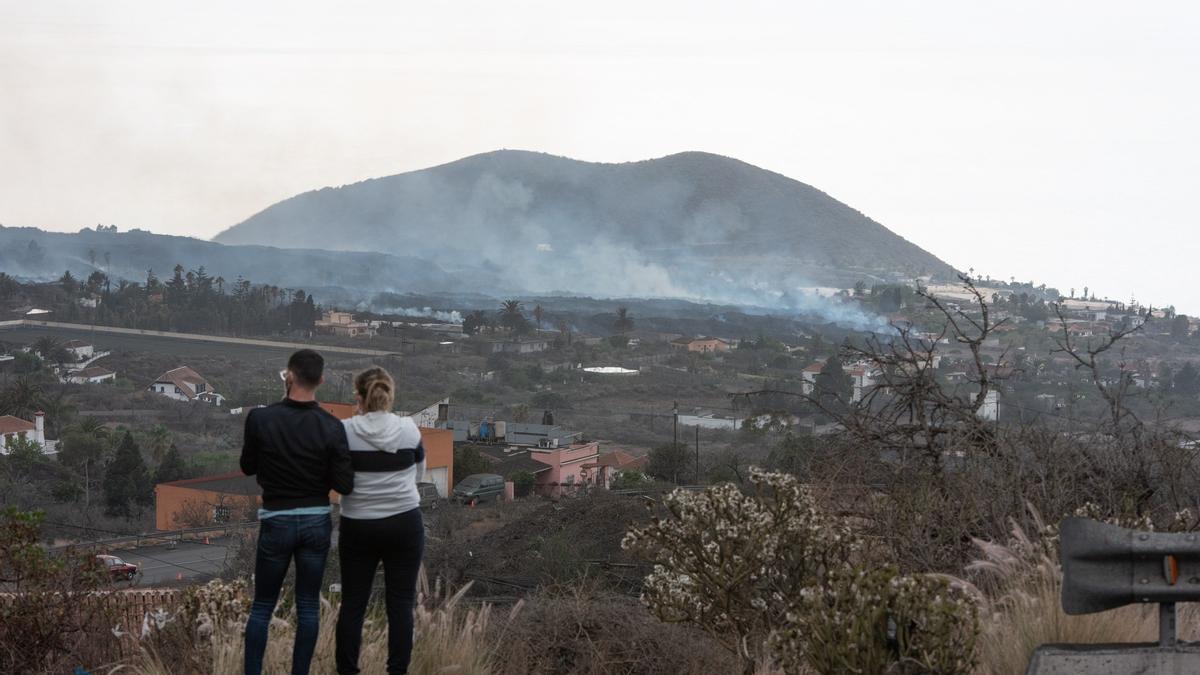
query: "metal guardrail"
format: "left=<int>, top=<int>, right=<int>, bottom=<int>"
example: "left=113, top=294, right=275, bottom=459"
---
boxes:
left=49, top=521, right=258, bottom=553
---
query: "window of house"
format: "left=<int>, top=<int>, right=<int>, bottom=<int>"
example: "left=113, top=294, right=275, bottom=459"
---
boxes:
left=195, top=382, right=206, bottom=393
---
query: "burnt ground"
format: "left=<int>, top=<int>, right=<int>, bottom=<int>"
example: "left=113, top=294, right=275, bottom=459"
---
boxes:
left=424, top=490, right=653, bottom=598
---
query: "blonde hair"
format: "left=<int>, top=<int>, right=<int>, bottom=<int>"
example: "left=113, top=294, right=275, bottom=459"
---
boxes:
left=354, top=366, right=395, bottom=413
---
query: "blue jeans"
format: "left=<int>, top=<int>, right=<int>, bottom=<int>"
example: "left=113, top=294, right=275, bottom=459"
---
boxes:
left=244, top=513, right=332, bottom=675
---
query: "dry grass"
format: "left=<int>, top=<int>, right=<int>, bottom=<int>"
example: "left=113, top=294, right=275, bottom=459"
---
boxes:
left=963, top=512, right=1200, bottom=675
left=115, top=571, right=512, bottom=675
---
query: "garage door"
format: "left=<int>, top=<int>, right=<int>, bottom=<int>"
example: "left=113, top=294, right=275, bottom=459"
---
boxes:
left=426, top=467, right=449, bottom=497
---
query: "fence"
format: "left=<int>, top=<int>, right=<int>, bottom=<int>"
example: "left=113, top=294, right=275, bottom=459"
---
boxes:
left=0, top=588, right=183, bottom=661
left=51, top=521, right=258, bottom=554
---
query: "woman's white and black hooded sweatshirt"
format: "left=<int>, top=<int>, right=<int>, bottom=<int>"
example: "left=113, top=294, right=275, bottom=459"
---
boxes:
left=340, top=412, right=425, bottom=520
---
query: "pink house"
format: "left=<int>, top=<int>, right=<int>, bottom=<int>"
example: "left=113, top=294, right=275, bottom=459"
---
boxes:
left=530, top=441, right=601, bottom=496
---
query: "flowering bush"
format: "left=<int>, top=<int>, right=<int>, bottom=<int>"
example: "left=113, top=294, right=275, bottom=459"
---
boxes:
left=623, top=469, right=979, bottom=673
left=775, top=567, right=977, bottom=674
left=622, top=468, right=857, bottom=663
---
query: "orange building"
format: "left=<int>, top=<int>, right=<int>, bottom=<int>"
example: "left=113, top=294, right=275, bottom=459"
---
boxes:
left=154, top=406, right=454, bottom=530
left=155, top=472, right=264, bottom=530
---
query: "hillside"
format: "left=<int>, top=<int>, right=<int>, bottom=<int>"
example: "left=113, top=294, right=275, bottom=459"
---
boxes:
left=215, top=150, right=955, bottom=306
left=0, top=226, right=480, bottom=305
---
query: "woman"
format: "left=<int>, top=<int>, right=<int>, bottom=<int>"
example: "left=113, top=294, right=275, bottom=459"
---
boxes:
left=335, top=366, right=425, bottom=675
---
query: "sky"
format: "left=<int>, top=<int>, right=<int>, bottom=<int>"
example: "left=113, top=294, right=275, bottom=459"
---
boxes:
left=2, top=1, right=1198, bottom=311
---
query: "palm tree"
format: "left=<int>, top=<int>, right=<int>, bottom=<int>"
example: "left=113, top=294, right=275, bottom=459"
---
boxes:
left=146, top=424, right=172, bottom=464
left=32, top=336, right=69, bottom=366
left=532, top=304, right=545, bottom=329
left=72, top=416, right=109, bottom=440
left=0, top=376, right=46, bottom=420
left=498, top=300, right=525, bottom=332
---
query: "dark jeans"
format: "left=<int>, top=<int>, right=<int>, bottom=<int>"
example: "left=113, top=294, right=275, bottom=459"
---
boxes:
left=336, top=508, right=425, bottom=675
left=244, top=513, right=332, bottom=675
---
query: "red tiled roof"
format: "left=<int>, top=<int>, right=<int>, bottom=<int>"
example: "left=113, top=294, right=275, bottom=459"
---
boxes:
left=0, top=415, right=35, bottom=435
left=75, top=366, right=114, bottom=378
left=153, top=366, right=210, bottom=400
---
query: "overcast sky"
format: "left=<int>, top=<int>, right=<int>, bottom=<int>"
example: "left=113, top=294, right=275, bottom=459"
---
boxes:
left=2, top=1, right=1197, bottom=311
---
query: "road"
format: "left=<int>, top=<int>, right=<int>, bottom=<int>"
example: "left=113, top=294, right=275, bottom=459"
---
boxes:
left=113, top=538, right=237, bottom=587
left=0, top=322, right=391, bottom=366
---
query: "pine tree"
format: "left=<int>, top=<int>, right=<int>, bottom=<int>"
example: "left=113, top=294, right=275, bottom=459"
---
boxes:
left=103, top=431, right=152, bottom=517
left=154, top=444, right=189, bottom=484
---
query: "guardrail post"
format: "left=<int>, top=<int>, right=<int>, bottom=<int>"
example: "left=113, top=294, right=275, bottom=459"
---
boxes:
left=1161, top=602, right=1177, bottom=648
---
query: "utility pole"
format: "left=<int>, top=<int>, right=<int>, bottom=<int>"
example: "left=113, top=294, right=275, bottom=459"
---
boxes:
left=694, top=425, right=700, bottom=484
left=672, top=401, right=679, bottom=484
left=672, top=400, right=678, bottom=448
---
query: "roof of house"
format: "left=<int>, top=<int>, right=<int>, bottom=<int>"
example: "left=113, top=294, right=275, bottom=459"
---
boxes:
left=803, top=361, right=827, bottom=373
left=74, top=366, right=114, bottom=378
left=63, top=340, right=92, bottom=349
left=157, top=471, right=261, bottom=496
left=470, top=445, right=553, bottom=475
left=0, top=415, right=35, bottom=435
left=594, top=449, right=648, bottom=470
left=320, top=401, right=358, bottom=420
left=153, top=366, right=211, bottom=399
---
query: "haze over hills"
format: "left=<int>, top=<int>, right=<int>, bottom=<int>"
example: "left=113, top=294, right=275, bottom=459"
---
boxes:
left=216, top=150, right=956, bottom=307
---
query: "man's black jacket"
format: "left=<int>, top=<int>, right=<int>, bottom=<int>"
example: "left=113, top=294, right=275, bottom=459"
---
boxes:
left=241, top=399, right=354, bottom=511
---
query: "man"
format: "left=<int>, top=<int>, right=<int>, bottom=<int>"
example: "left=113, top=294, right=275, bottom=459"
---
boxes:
left=241, top=349, right=353, bottom=675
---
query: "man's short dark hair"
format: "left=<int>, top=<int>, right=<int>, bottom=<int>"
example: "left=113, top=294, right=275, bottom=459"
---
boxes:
left=287, top=349, right=324, bottom=387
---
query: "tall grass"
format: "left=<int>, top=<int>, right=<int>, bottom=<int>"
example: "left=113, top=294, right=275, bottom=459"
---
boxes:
left=117, top=571, right=516, bottom=675
left=964, top=512, right=1200, bottom=675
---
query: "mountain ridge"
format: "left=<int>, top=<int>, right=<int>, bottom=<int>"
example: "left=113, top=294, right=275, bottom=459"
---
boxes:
left=214, top=149, right=954, bottom=306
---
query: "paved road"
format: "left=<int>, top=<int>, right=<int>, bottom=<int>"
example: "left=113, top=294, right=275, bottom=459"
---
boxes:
left=0, top=323, right=390, bottom=366
left=112, top=538, right=237, bottom=587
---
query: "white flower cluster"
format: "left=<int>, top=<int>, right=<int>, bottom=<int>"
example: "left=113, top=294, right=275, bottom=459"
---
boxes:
left=624, top=468, right=978, bottom=672
left=137, top=578, right=250, bottom=643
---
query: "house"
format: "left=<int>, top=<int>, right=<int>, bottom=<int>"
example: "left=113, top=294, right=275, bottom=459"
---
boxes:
left=485, top=339, right=550, bottom=355
left=62, top=340, right=95, bottom=362
left=154, top=472, right=263, bottom=530
left=67, top=366, right=116, bottom=384
left=443, top=419, right=581, bottom=447
left=801, top=359, right=877, bottom=402
left=471, top=441, right=603, bottom=497
left=315, top=310, right=375, bottom=338
left=581, top=449, right=649, bottom=489
left=0, top=411, right=55, bottom=455
left=319, top=402, right=455, bottom=497
left=148, top=366, right=225, bottom=406
left=671, top=337, right=733, bottom=353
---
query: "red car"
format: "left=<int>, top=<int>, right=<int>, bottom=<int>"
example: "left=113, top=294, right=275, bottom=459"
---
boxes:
left=96, top=554, right=138, bottom=581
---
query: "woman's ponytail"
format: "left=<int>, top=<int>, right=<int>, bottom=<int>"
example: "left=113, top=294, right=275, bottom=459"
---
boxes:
left=354, top=367, right=395, bottom=413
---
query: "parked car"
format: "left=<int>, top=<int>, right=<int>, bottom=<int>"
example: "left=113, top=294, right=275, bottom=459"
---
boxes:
left=96, top=554, right=138, bottom=581
left=417, top=481, right=441, bottom=509
left=452, top=473, right=505, bottom=505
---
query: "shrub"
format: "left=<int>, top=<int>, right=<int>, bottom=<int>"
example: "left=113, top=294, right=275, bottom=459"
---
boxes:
left=624, top=469, right=979, bottom=673
left=774, top=567, right=977, bottom=674
left=609, top=471, right=652, bottom=490
left=508, top=470, right=535, bottom=497
left=0, top=508, right=117, bottom=673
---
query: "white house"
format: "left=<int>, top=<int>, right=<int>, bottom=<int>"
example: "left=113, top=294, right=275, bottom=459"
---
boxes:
left=62, top=340, right=95, bottom=362
left=0, top=411, right=55, bottom=455
left=68, top=366, right=116, bottom=384
left=801, top=359, right=878, bottom=402
left=149, top=366, right=225, bottom=406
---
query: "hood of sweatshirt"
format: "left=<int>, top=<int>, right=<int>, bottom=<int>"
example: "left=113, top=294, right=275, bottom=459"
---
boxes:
left=345, top=412, right=422, bottom=453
